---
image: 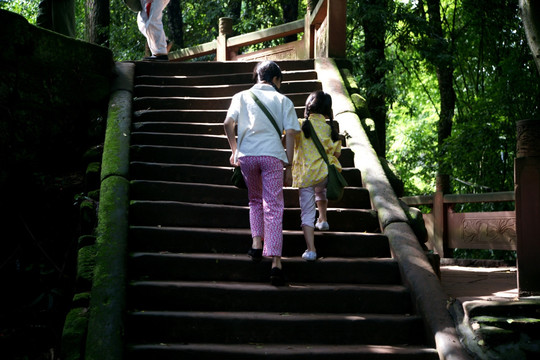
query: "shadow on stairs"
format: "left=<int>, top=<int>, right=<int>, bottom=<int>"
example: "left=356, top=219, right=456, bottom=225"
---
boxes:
left=123, top=60, right=439, bottom=359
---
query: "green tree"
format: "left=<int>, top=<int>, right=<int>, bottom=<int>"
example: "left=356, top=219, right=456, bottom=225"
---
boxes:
left=86, top=0, right=110, bottom=46
left=167, top=0, right=184, bottom=49
left=387, top=0, right=540, bottom=198
left=520, top=0, right=540, bottom=76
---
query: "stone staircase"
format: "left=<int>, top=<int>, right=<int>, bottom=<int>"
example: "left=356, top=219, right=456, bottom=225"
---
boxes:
left=124, top=60, right=439, bottom=359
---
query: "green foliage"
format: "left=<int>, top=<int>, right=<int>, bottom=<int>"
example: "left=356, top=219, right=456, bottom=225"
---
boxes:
left=346, top=0, right=395, bottom=103
left=0, top=0, right=40, bottom=23
left=110, top=0, right=145, bottom=60
left=5, top=0, right=538, bottom=262
left=3, top=0, right=307, bottom=60
left=454, top=249, right=517, bottom=262
left=380, top=0, right=540, bottom=199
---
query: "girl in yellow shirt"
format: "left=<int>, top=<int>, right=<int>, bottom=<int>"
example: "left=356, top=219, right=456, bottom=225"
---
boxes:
left=292, top=91, right=342, bottom=261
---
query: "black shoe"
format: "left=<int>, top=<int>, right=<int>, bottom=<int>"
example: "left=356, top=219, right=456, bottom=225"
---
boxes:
left=270, top=267, right=285, bottom=286
left=143, top=54, right=169, bottom=61
left=247, top=248, right=262, bottom=262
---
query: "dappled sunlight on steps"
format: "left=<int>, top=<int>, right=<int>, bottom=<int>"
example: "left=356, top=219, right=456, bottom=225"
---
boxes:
left=125, top=60, right=439, bottom=359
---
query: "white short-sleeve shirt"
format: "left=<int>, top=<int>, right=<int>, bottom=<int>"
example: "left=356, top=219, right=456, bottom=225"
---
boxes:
left=226, top=83, right=301, bottom=164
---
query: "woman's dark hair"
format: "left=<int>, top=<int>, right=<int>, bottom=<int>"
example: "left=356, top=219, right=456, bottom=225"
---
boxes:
left=302, top=91, right=340, bottom=142
left=253, top=61, right=282, bottom=91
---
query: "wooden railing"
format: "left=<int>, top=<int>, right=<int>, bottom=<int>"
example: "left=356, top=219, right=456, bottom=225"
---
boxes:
left=168, top=0, right=347, bottom=62
left=401, top=191, right=516, bottom=258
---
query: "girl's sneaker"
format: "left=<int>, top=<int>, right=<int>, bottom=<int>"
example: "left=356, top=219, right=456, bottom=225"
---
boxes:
left=302, top=250, right=317, bottom=261
left=315, top=221, right=329, bottom=231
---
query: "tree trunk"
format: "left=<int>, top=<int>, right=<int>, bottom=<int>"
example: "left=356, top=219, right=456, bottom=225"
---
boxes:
left=167, top=0, right=184, bottom=49
left=361, top=0, right=388, bottom=158
left=85, top=0, right=110, bottom=47
left=426, top=0, right=455, bottom=194
left=229, top=0, right=242, bottom=20
left=520, top=0, right=540, bottom=76
left=280, top=0, right=299, bottom=43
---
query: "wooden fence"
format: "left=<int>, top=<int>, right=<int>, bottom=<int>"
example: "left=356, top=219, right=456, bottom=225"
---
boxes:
left=401, top=192, right=516, bottom=258
left=168, top=0, right=346, bottom=62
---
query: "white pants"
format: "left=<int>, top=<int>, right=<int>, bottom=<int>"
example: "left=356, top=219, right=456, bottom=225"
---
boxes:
left=138, top=0, right=170, bottom=55
left=298, top=179, right=328, bottom=228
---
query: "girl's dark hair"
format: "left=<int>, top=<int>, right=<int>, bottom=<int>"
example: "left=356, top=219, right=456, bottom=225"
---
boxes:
left=302, top=91, right=340, bottom=142
left=253, top=61, right=282, bottom=91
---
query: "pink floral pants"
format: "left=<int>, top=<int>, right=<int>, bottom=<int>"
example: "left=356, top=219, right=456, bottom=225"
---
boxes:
left=239, top=156, right=284, bottom=257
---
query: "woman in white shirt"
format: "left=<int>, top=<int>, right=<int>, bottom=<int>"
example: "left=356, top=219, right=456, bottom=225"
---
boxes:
left=224, top=61, right=300, bottom=286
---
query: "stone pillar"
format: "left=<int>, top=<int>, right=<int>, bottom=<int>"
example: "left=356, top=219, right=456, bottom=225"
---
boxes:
left=515, top=119, right=540, bottom=296
left=217, top=17, right=233, bottom=61
left=326, top=0, right=347, bottom=58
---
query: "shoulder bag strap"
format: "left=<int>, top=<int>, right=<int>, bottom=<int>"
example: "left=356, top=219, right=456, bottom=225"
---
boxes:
left=249, top=90, right=283, bottom=138
left=306, top=120, right=330, bottom=165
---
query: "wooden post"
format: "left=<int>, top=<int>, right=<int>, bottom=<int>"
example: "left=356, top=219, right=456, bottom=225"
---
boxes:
left=326, top=0, right=347, bottom=58
left=515, top=119, right=540, bottom=296
left=217, top=17, right=233, bottom=61
left=432, top=190, right=446, bottom=257
left=304, top=13, right=315, bottom=58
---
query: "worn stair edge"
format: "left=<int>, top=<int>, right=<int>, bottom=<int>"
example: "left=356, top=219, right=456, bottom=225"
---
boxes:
left=128, top=200, right=381, bottom=232
left=133, top=107, right=306, bottom=120
left=131, top=121, right=225, bottom=134
left=133, top=59, right=316, bottom=76
left=128, top=253, right=402, bottom=285
left=134, top=69, right=318, bottom=87
left=128, top=226, right=392, bottom=258
left=126, top=310, right=427, bottom=345
left=129, top=162, right=362, bottom=188
left=134, top=80, right=322, bottom=97
left=129, top=144, right=356, bottom=168
left=128, top=280, right=413, bottom=314
left=133, top=109, right=228, bottom=123
left=126, top=343, right=439, bottom=360
left=129, top=180, right=370, bottom=208
left=129, top=144, right=233, bottom=166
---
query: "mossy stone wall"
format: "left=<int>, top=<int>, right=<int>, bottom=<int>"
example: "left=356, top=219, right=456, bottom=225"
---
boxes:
left=0, top=9, right=113, bottom=185
left=0, top=9, right=114, bottom=359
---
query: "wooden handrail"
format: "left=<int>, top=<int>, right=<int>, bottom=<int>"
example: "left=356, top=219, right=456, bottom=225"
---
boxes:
left=227, top=20, right=304, bottom=49
left=401, top=191, right=516, bottom=256
left=401, top=191, right=515, bottom=206
left=169, top=0, right=346, bottom=62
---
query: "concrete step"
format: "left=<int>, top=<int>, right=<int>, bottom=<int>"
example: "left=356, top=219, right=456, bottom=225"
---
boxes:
left=134, top=107, right=306, bottom=122
left=129, top=162, right=362, bottom=187
left=132, top=92, right=312, bottom=111
left=131, top=129, right=344, bottom=148
left=128, top=253, right=400, bottom=285
left=125, top=310, right=426, bottom=345
left=130, top=132, right=231, bottom=148
left=132, top=121, right=225, bottom=135
left=134, top=60, right=316, bottom=77
left=128, top=281, right=413, bottom=314
left=121, top=59, right=437, bottom=358
left=129, top=145, right=356, bottom=167
left=126, top=343, right=439, bottom=360
left=132, top=118, right=342, bottom=136
left=130, top=180, right=370, bottom=208
left=129, top=201, right=380, bottom=232
left=134, top=80, right=322, bottom=97
left=128, top=227, right=392, bottom=258
left=135, top=69, right=318, bottom=86
left=133, top=109, right=227, bottom=123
